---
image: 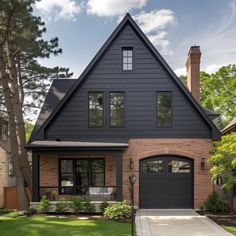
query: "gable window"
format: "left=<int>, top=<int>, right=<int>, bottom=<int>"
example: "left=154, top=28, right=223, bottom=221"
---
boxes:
left=122, top=48, right=133, bottom=70
left=157, top=92, right=172, bottom=127
left=59, top=159, right=105, bottom=194
left=110, top=92, right=125, bottom=127
left=89, top=92, right=104, bottom=127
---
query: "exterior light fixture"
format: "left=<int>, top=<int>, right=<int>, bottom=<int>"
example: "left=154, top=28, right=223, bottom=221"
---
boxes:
left=201, top=158, right=205, bottom=171
left=129, top=158, right=134, bottom=170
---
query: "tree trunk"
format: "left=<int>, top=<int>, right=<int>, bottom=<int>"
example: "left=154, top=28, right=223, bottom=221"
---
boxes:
left=0, top=51, right=29, bottom=210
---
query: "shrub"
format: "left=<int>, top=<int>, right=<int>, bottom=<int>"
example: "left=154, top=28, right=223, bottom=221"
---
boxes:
left=0, top=209, right=14, bottom=215
left=100, top=200, right=109, bottom=213
left=203, top=191, right=230, bottom=212
left=28, top=208, right=38, bottom=215
left=56, top=199, right=68, bottom=213
left=39, top=196, right=51, bottom=212
left=70, top=197, right=83, bottom=214
left=82, top=199, right=96, bottom=213
left=104, top=201, right=131, bottom=220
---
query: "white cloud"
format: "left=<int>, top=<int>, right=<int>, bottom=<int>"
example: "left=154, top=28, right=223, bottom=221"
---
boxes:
left=133, top=9, right=176, bottom=55
left=87, top=0, right=147, bottom=17
left=35, top=0, right=82, bottom=21
left=174, top=67, right=187, bottom=77
left=205, top=64, right=223, bottom=74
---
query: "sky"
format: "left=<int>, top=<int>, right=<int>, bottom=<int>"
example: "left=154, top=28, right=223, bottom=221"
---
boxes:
left=34, top=0, right=236, bottom=77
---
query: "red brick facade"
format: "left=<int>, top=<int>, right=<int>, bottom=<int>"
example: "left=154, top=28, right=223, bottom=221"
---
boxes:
left=39, top=138, right=213, bottom=208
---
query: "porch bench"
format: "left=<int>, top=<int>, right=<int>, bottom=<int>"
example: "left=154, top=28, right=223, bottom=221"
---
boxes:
left=89, top=187, right=115, bottom=201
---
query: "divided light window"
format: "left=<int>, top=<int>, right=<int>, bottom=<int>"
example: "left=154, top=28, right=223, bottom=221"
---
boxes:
left=110, top=92, right=125, bottom=127
left=0, top=122, right=8, bottom=141
left=89, top=92, right=103, bottom=127
left=157, top=92, right=172, bottom=127
left=122, top=48, right=133, bottom=70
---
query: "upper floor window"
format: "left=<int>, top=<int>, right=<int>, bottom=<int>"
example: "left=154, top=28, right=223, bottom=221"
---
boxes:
left=110, top=92, right=125, bottom=127
left=0, top=122, right=8, bottom=141
left=157, top=92, right=172, bottom=127
left=122, top=48, right=133, bottom=71
left=89, top=92, right=103, bottom=127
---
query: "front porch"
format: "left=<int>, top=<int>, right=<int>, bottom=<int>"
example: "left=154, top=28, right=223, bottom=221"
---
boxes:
left=29, top=141, right=128, bottom=203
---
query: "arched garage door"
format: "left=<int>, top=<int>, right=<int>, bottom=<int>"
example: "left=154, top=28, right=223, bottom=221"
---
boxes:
left=140, top=156, right=193, bottom=209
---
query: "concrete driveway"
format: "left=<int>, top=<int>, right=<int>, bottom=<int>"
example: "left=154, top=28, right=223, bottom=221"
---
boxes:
left=136, top=209, right=232, bottom=236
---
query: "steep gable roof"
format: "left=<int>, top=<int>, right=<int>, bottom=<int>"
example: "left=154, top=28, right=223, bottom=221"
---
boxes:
left=29, top=13, right=221, bottom=142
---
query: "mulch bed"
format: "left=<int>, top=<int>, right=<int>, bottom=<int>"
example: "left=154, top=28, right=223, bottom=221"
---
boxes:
left=201, top=212, right=236, bottom=226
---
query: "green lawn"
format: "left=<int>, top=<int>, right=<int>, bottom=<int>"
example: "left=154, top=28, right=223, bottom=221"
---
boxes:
left=0, top=216, right=130, bottom=236
left=223, top=226, right=236, bottom=235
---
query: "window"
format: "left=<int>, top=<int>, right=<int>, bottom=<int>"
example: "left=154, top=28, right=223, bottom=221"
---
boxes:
left=0, top=122, right=8, bottom=141
left=110, top=92, right=125, bottom=127
left=122, top=48, right=133, bottom=70
left=157, top=92, right=172, bottom=127
left=142, top=160, right=163, bottom=174
left=89, top=92, right=103, bottom=127
left=168, top=160, right=190, bottom=173
left=59, top=159, right=105, bottom=194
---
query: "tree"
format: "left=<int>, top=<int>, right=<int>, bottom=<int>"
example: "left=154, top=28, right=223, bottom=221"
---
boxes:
left=179, top=65, right=236, bottom=128
left=25, top=122, right=34, bottom=142
left=0, top=0, right=72, bottom=209
left=209, top=132, right=236, bottom=189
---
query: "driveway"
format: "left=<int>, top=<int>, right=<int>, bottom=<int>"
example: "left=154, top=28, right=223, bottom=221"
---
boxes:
left=136, top=209, right=232, bottom=236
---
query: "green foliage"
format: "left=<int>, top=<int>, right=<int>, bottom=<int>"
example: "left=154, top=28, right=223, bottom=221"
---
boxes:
left=56, top=199, right=68, bottom=213
left=25, top=122, right=34, bottom=142
left=82, top=199, right=96, bottom=213
left=178, top=65, right=236, bottom=128
left=100, top=200, right=109, bottom=213
left=38, top=196, right=51, bottom=212
left=28, top=208, right=38, bottom=215
left=104, top=201, right=132, bottom=220
left=202, top=191, right=230, bottom=212
left=70, top=197, right=83, bottom=214
left=0, top=209, right=14, bottom=215
left=209, top=132, right=236, bottom=189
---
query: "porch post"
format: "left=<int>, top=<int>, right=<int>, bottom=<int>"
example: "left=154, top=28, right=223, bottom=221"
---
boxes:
left=115, top=151, right=123, bottom=201
left=32, top=151, right=40, bottom=202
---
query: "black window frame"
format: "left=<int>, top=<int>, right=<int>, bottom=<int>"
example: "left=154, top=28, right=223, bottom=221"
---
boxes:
left=122, top=47, right=133, bottom=71
left=156, top=91, right=172, bottom=127
left=0, top=121, right=8, bottom=141
left=109, top=92, right=125, bottom=128
left=88, top=92, right=104, bottom=128
left=59, top=158, right=105, bottom=194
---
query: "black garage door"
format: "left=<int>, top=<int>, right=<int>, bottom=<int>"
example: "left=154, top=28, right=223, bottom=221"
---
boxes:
left=140, top=156, right=193, bottom=209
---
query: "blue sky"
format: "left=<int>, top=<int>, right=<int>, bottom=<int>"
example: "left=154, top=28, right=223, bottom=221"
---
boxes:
left=35, top=0, right=236, bottom=77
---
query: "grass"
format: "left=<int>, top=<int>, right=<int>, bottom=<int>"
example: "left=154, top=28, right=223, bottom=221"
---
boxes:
left=223, top=226, right=236, bottom=235
left=0, top=216, right=131, bottom=236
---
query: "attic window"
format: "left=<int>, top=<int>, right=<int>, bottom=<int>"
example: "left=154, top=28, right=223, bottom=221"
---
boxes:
left=122, top=48, right=133, bottom=70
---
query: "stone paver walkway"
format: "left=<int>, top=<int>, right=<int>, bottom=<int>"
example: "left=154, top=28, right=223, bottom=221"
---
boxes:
left=136, top=209, right=232, bottom=236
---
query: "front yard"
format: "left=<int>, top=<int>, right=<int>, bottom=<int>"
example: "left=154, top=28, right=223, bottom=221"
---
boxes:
left=0, top=216, right=130, bottom=236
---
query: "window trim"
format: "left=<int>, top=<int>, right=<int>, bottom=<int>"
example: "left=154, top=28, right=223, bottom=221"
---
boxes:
left=58, top=158, right=105, bottom=194
left=156, top=91, right=172, bottom=128
left=109, top=91, right=125, bottom=128
left=88, top=91, right=105, bottom=128
left=122, top=47, right=133, bottom=71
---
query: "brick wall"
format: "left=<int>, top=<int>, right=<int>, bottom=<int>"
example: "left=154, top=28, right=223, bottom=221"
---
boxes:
left=0, top=147, right=9, bottom=208
left=123, top=138, right=213, bottom=208
left=39, top=138, right=213, bottom=208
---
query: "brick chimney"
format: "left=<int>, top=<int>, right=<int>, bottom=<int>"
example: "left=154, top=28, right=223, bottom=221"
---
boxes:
left=185, top=46, right=201, bottom=103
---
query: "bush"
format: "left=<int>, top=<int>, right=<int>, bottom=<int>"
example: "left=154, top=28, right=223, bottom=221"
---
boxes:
left=70, top=197, right=83, bottom=214
left=0, top=209, right=14, bottom=215
left=28, top=208, right=38, bottom=215
left=104, top=201, right=131, bottom=220
left=100, top=200, right=109, bottom=213
left=56, top=199, right=69, bottom=213
left=82, top=199, right=96, bottom=213
left=203, top=191, right=230, bottom=212
left=39, top=196, right=51, bottom=212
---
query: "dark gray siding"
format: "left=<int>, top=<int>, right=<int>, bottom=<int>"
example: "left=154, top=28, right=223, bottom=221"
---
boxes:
left=45, top=25, right=211, bottom=142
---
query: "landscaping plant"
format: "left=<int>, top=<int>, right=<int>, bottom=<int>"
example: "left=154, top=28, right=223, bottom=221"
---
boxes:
left=100, top=200, right=109, bottom=213
left=104, top=201, right=131, bottom=220
left=56, top=199, right=69, bottom=213
left=38, top=196, right=51, bottom=213
left=70, top=197, right=83, bottom=214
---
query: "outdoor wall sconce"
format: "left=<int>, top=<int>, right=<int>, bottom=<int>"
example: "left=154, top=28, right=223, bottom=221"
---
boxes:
left=129, top=158, right=134, bottom=170
left=201, top=158, right=205, bottom=171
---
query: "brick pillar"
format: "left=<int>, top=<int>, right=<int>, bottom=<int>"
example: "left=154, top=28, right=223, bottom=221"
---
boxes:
left=186, top=46, right=201, bottom=103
